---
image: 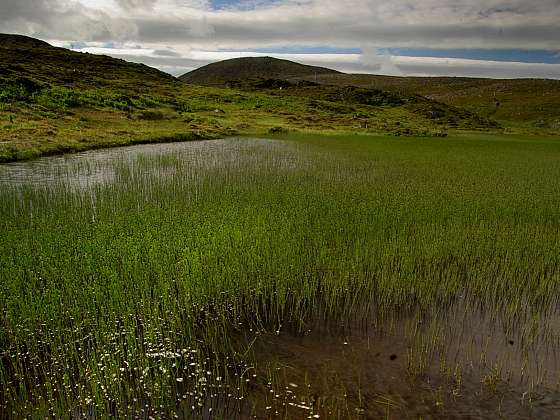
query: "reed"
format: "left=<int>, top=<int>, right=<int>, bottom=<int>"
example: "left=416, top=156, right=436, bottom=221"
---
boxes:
left=0, top=133, right=559, bottom=417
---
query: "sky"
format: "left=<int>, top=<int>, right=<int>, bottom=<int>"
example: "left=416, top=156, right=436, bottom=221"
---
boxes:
left=1, top=0, right=560, bottom=79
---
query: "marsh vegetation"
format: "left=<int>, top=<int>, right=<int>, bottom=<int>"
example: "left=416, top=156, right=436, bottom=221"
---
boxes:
left=1, top=134, right=559, bottom=418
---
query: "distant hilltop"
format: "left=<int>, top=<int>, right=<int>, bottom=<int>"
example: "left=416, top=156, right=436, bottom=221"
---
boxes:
left=179, top=56, right=339, bottom=86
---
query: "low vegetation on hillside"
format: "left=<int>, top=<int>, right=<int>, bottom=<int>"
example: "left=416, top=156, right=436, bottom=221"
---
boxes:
left=296, top=73, right=560, bottom=133
left=0, top=35, right=522, bottom=162
left=229, top=78, right=498, bottom=131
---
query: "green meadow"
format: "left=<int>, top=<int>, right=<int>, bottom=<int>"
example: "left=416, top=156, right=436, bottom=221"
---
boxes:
left=1, top=133, right=559, bottom=417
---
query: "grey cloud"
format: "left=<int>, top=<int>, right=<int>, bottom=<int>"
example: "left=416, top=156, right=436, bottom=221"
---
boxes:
left=153, top=49, right=181, bottom=57
left=132, top=16, right=560, bottom=51
left=0, top=0, right=55, bottom=23
left=123, top=0, right=560, bottom=51
left=2, top=0, right=560, bottom=78
left=135, top=16, right=215, bottom=41
left=114, top=0, right=157, bottom=10
left=2, top=0, right=560, bottom=49
left=0, top=0, right=136, bottom=41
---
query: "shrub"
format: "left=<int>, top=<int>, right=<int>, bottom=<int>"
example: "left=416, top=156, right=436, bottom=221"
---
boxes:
left=0, top=78, right=42, bottom=103
left=138, top=109, right=166, bottom=120
left=34, top=87, right=83, bottom=109
left=268, top=126, right=288, bottom=134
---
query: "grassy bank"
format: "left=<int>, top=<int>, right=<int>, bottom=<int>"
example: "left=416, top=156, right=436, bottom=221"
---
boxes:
left=0, top=79, right=500, bottom=163
left=1, top=34, right=512, bottom=164
left=1, top=133, right=559, bottom=417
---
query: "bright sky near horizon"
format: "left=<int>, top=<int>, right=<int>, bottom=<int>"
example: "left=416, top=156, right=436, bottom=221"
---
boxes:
left=1, top=0, right=559, bottom=78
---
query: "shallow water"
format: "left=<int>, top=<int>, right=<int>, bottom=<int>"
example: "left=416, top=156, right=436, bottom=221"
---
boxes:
left=242, top=302, right=560, bottom=419
left=0, top=138, right=300, bottom=190
left=2, top=138, right=559, bottom=418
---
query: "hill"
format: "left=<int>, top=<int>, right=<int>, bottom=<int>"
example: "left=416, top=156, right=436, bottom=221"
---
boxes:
left=182, top=58, right=498, bottom=132
left=227, top=78, right=498, bottom=131
left=0, top=34, right=548, bottom=163
left=181, top=55, right=559, bottom=132
left=293, top=73, right=560, bottom=131
left=0, top=33, right=233, bottom=162
left=0, top=34, right=178, bottom=92
left=180, top=56, right=339, bottom=86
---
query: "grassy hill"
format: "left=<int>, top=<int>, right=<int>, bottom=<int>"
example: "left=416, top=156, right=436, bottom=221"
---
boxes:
left=293, top=73, right=560, bottom=132
left=0, top=34, right=178, bottom=92
left=180, top=56, right=339, bottom=86
left=182, top=56, right=559, bottom=134
left=226, top=78, right=498, bottom=131
left=1, top=35, right=552, bottom=162
left=181, top=57, right=500, bottom=132
left=0, top=34, right=238, bottom=161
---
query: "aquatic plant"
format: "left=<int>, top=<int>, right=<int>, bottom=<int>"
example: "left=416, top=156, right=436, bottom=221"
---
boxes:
left=0, top=134, right=559, bottom=417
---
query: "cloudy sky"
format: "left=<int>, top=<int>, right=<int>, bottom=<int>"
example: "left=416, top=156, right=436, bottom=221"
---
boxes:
left=1, top=0, right=560, bottom=78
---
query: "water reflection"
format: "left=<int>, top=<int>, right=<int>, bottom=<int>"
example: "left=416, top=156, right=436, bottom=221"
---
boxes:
left=0, top=138, right=295, bottom=190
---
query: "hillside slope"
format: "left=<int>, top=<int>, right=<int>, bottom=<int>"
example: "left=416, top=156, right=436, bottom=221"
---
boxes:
left=294, top=73, right=560, bottom=131
left=228, top=78, right=498, bottom=131
left=0, top=33, right=234, bottom=161
left=0, top=34, right=178, bottom=92
left=0, top=35, right=542, bottom=163
left=183, top=56, right=559, bottom=132
left=180, top=56, right=339, bottom=86
left=182, top=57, right=498, bottom=131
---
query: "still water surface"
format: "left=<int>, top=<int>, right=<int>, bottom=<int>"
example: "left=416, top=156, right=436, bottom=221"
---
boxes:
left=0, top=138, right=296, bottom=189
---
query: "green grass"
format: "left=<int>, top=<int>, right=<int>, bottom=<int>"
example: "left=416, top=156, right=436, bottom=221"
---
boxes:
left=1, top=133, right=559, bottom=417
left=1, top=34, right=560, bottom=416
left=0, top=34, right=512, bottom=163
left=302, top=73, right=560, bottom=134
left=0, top=79, right=484, bottom=163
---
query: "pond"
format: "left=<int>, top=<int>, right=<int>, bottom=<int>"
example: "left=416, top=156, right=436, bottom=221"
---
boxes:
left=0, top=138, right=300, bottom=190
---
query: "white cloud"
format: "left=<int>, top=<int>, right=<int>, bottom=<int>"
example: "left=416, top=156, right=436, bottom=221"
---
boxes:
left=359, top=47, right=402, bottom=76
left=114, top=0, right=158, bottom=9
left=2, top=0, right=560, bottom=78
left=77, top=0, right=119, bottom=11
left=61, top=42, right=560, bottom=79
left=391, top=56, right=560, bottom=79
